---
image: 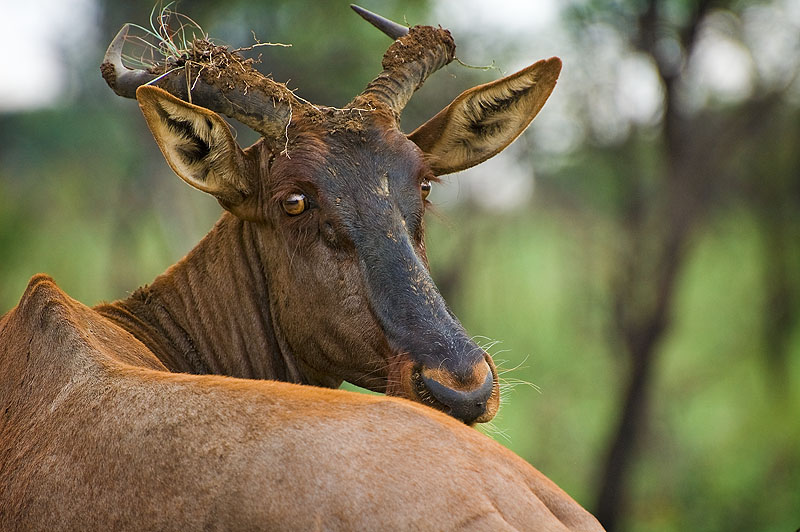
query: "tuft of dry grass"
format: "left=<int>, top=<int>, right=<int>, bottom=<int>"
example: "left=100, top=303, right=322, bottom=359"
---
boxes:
left=118, top=3, right=290, bottom=79
left=122, top=2, right=207, bottom=71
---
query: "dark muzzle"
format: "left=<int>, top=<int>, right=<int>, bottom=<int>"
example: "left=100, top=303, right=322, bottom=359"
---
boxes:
left=418, top=363, right=495, bottom=424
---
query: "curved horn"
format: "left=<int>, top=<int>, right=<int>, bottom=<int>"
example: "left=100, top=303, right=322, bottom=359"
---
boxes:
left=102, top=25, right=159, bottom=97
left=349, top=7, right=455, bottom=117
left=100, top=24, right=300, bottom=142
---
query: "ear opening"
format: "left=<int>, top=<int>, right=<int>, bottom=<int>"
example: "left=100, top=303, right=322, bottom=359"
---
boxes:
left=408, top=57, right=562, bottom=175
left=136, top=85, right=253, bottom=207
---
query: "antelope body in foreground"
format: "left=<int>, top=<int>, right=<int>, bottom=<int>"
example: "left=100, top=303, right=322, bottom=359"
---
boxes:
left=0, top=6, right=604, bottom=531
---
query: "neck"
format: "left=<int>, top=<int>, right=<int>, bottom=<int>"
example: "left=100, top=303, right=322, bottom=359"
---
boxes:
left=96, top=213, right=305, bottom=383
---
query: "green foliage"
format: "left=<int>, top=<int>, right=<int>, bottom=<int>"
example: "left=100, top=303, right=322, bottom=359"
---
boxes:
left=424, top=202, right=799, bottom=530
left=0, top=106, right=218, bottom=308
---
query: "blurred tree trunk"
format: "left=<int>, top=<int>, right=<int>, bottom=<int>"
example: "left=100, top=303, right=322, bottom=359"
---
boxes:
left=593, top=1, right=716, bottom=528
left=591, top=0, right=794, bottom=521
left=753, top=114, right=800, bottom=390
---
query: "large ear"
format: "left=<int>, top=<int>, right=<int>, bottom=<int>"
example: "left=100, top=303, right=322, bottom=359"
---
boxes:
left=408, top=57, right=561, bottom=175
left=136, top=85, right=253, bottom=208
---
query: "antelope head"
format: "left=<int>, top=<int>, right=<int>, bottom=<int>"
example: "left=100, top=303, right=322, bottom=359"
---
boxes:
left=101, top=6, right=561, bottom=424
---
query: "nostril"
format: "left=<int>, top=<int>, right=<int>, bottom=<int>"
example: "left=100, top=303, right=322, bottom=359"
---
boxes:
left=418, top=369, right=494, bottom=423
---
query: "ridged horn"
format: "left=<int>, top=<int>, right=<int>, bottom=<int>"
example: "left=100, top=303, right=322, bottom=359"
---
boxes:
left=100, top=23, right=301, bottom=142
left=349, top=7, right=456, bottom=117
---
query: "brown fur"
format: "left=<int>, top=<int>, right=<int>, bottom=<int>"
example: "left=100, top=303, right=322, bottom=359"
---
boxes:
left=0, top=275, right=602, bottom=530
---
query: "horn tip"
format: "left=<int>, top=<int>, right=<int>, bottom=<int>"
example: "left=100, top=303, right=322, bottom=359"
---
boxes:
left=113, top=23, right=132, bottom=44
left=104, top=23, right=131, bottom=70
left=349, top=5, right=371, bottom=19
left=350, top=4, right=409, bottom=40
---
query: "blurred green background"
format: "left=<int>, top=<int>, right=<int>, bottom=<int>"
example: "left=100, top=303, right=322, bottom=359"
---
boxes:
left=1, top=1, right=798, bottom=530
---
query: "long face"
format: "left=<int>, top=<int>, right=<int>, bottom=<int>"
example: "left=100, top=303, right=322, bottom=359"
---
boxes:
left=257, top=119, right=498, bottom=424
left=115, top=10, right=561, bottom=424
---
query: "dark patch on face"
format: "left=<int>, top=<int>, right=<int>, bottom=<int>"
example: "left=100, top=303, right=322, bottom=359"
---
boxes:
left=307, top=129, right=467, bottom=358
left=269, top=125, right=430, bottom=249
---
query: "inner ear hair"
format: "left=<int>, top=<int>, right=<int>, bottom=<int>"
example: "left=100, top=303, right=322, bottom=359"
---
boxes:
left=136, top=86, right=251, bottom=206
left=408, top=57, right=562, bottom=175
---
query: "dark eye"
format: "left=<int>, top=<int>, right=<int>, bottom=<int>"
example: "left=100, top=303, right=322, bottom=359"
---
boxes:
left=421, top=179, right=432, bottom=200
left=282, top=193, right=307, bottom=216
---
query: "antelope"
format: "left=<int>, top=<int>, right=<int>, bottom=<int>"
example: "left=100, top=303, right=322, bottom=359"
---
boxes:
left=0, top=6, right=604, bottom=531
